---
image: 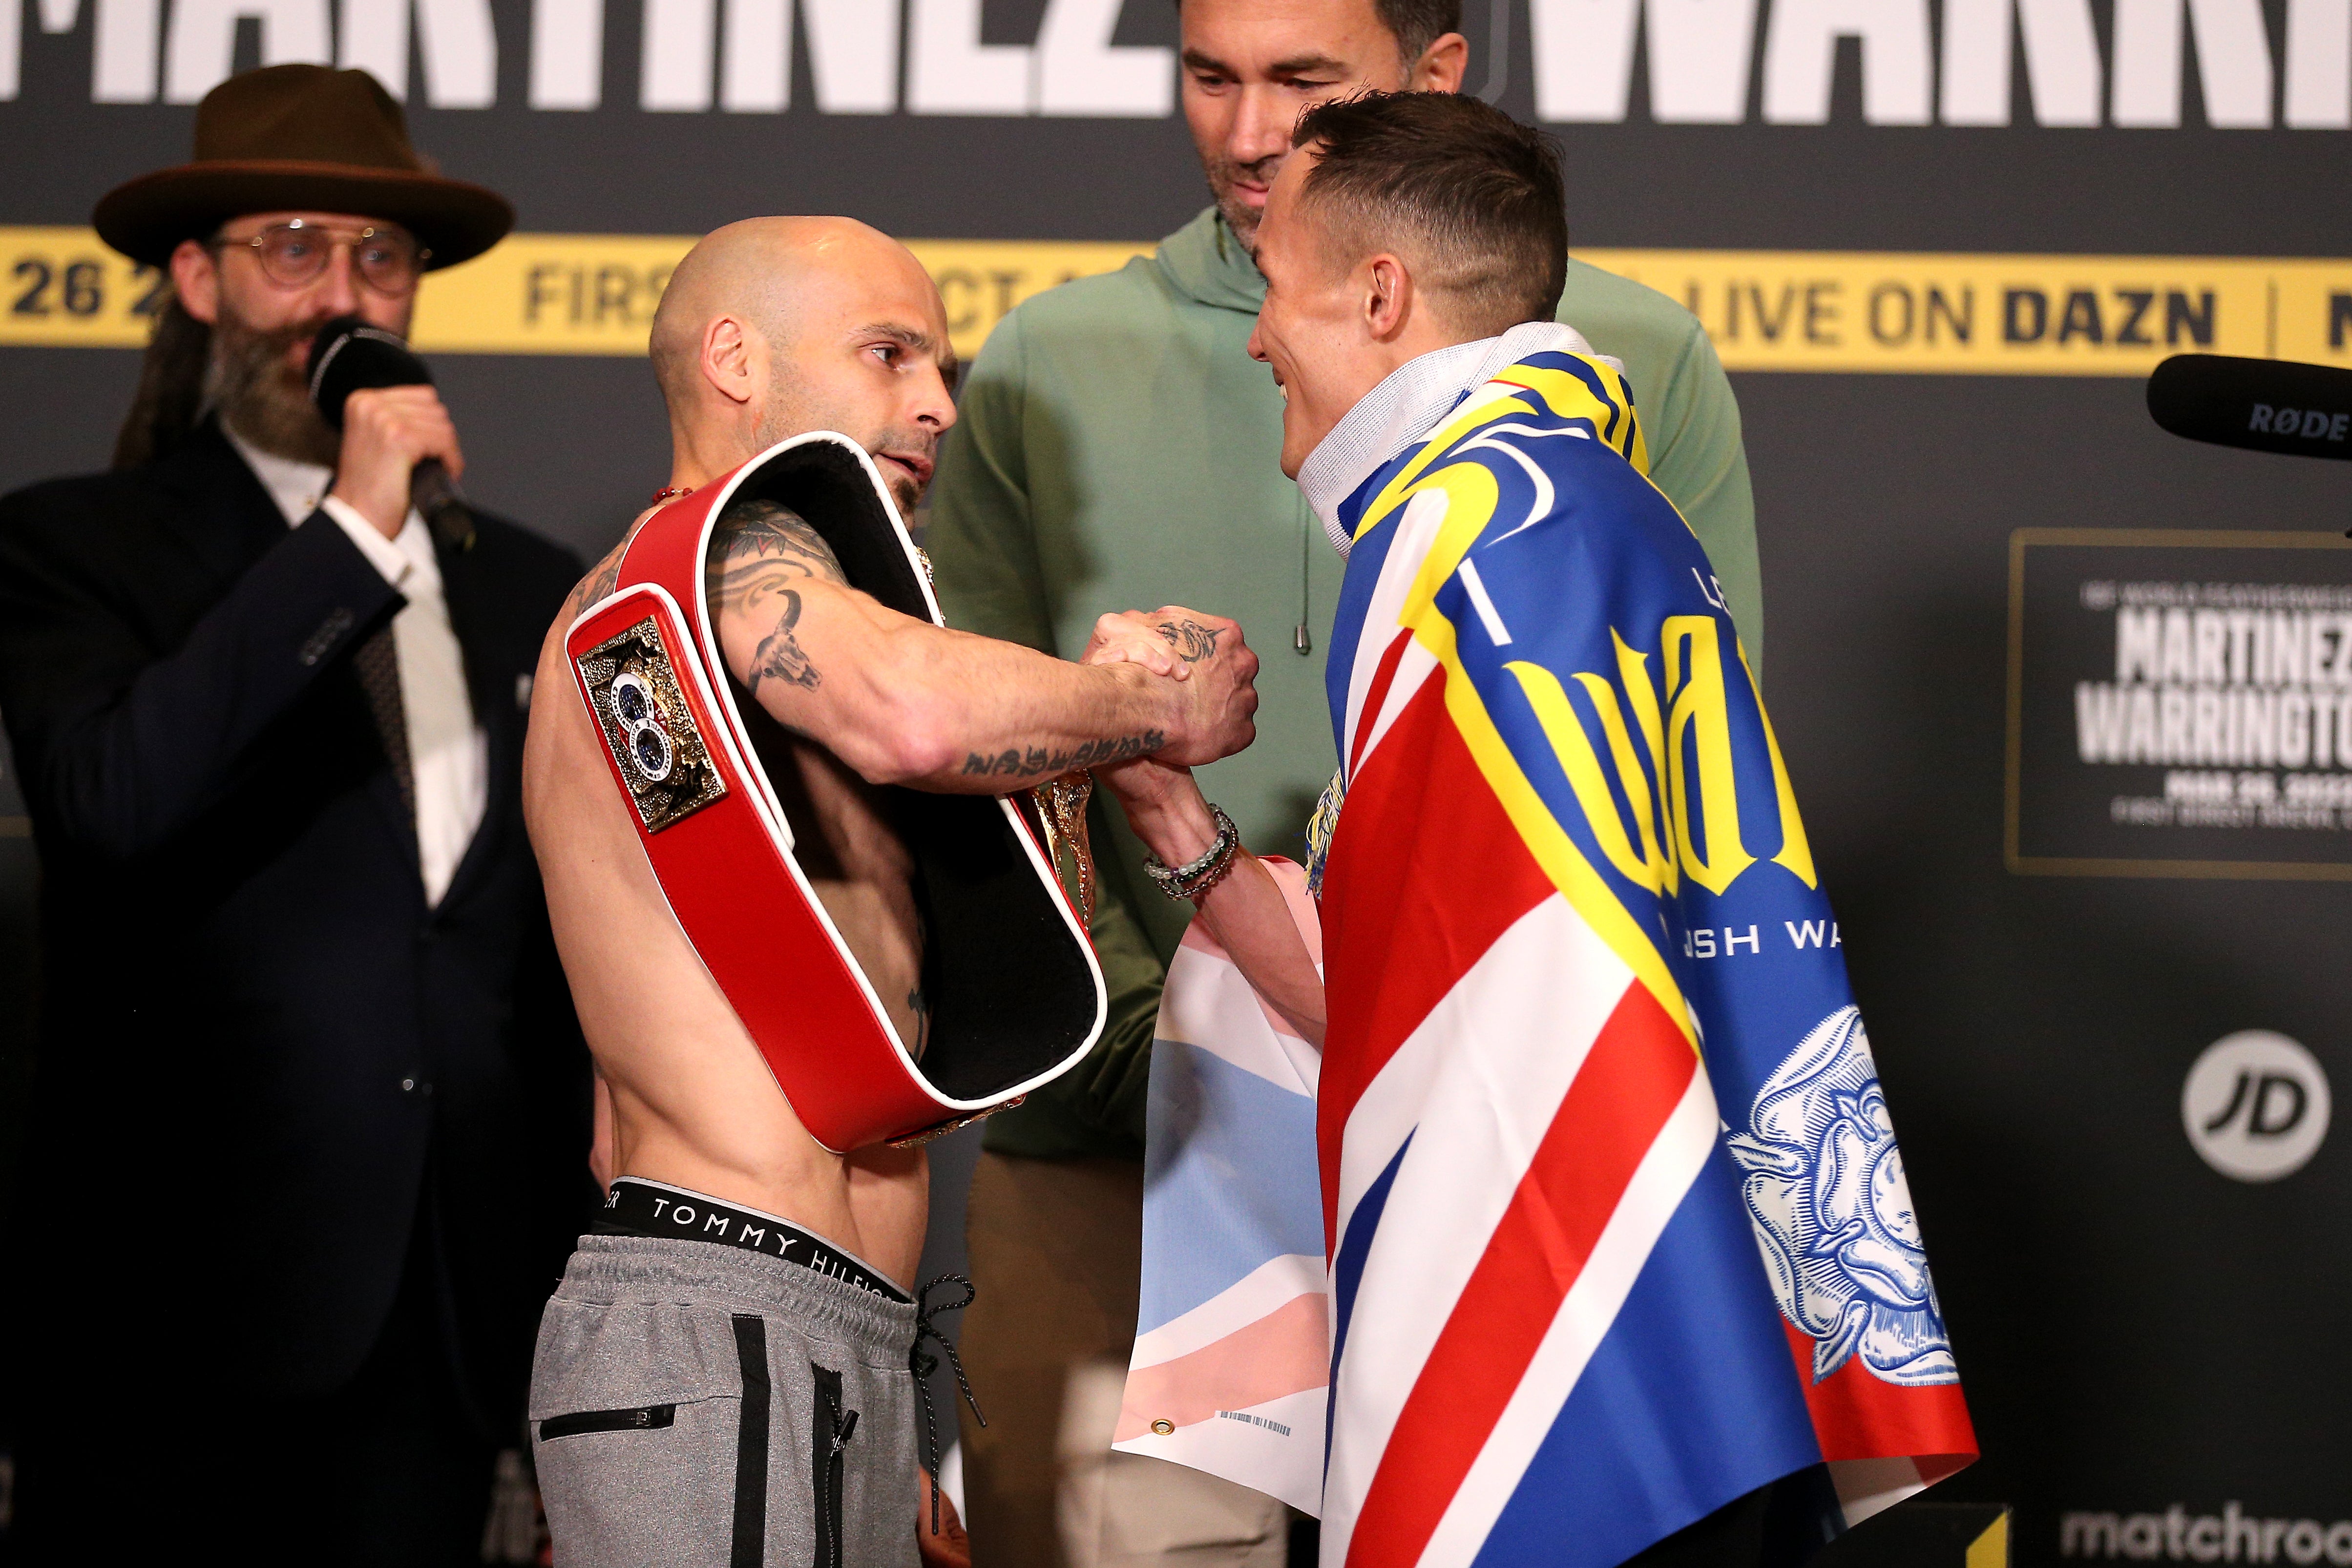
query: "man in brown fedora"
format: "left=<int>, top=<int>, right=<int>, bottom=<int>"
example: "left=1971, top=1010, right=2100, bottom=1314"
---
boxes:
left=0, top=64, right=594, bottom=1562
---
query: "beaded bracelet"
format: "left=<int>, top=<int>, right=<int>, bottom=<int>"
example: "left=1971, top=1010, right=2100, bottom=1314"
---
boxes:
left=1142, top=804, right=1239, bottom=902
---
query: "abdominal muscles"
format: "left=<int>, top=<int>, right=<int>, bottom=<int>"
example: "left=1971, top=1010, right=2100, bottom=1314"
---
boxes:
left=524, top=635, right=927, bottom=1277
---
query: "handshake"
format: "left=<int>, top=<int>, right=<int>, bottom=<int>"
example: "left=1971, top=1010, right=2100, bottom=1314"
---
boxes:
left=1069, top=607, right=1322, bottom=1043
left=1080, top=606, right=1261, bottom=777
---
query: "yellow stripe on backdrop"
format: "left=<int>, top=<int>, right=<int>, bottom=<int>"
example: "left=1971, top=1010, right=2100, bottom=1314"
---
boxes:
left=5, top=226, right=2351, bottom=374
left=1603, top=250, right=2352, bottom=375
left=0, top=228, right=1151, bottom=361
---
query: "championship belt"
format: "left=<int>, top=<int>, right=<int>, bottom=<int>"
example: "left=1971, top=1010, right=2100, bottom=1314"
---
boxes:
left=564, top=432, right=1107, bottom=1152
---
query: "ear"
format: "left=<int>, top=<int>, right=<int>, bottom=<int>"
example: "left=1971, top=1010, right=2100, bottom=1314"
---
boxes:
left=1415, top=31, right=1470, bottom=93
left=1363, top=253, right=1414, bottom=343
left=170, top=238, right=220, bottom=325
left=700, top=314, right=756, bottom=408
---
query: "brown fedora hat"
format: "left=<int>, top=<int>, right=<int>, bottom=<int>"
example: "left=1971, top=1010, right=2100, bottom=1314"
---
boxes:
left=93, top=64, right=514, bottom=271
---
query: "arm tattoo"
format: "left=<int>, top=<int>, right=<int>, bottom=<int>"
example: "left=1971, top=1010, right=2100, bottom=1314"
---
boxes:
left=709, top=498, right=844, bottom=697
left=565, top=499, right=844, bottom=700
left=960, top=730, right=1166, bottom=781
left=565, top=505, right=663, bottom=619
left=569, top=482, right=789, bottom=620
left=708, top=497, right=848, bottom=607
left=1155, top=619, right=1222, bottom=663
left=578, top=548, right=624, bottom=610
left=749, top=587, right=820, bottom=695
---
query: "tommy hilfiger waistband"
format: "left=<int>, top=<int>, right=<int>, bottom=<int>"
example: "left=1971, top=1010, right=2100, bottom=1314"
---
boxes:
left=596, top=1178, right=912, bottom=1305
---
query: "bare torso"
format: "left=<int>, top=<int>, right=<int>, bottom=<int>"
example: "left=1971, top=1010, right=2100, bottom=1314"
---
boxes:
left=750, top=725, right=931, bottom=1053
left=523, top=505, right=931, bottom=1286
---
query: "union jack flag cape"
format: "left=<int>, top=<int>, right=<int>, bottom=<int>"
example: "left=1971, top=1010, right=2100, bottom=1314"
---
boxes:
left=1117, top=324, right=1975, bottom=1566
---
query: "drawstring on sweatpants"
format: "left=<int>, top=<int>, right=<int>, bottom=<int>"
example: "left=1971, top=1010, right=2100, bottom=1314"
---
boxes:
left=910, top=1275, right=984, bottom=1536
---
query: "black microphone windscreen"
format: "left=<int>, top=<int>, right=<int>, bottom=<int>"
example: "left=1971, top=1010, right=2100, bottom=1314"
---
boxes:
left=306, top=315, right=433, bottom=430
left=2146, top=354, right=2352, bottom=460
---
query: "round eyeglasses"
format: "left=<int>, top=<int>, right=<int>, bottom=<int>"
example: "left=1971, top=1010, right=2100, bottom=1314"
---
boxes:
left=220, top=219, right=430, bottom=296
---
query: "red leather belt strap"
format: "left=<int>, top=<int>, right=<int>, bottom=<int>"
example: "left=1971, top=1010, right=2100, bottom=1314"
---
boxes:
left=564, top=432, right=1105, bottom=1151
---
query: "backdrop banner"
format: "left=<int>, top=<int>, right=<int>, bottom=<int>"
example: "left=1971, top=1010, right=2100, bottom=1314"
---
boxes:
left=3, top=5, right=2348, bottom=1563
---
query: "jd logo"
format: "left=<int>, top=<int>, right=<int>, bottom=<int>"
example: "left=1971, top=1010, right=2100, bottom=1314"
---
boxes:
left=2181, top=1031, right=2332, bottom=1182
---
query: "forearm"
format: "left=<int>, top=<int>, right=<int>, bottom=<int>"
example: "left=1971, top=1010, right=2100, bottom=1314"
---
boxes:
left=914, top=631, right=1181, bottom=790
left=1115, top=775, right=1325, bottom=1048
left=709, top=496, right=1230, bottom=793
left=1199, top=857, right=1326, bottom=1047
left=720, top=588, right=1186, bottom=792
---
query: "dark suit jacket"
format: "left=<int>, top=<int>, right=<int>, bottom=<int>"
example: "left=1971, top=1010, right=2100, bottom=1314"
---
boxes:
left=0, top=421, right=593, bottom=1423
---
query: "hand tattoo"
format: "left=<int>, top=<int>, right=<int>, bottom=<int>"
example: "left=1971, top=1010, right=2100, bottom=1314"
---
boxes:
left=749, top=587, right=820, bottom=695
left=961, top=731, right=1166, bottom=780
left=1155, top=619, right=1222, bottom=663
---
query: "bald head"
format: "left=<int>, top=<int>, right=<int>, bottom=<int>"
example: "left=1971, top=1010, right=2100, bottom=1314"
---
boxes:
left=651, top=217, right=829, bottom=405
left=649, top=216, right=958, bottom=514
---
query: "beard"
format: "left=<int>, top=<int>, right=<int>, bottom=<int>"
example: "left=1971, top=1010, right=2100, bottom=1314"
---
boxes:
left=1203, top=150, right=1284, bottom=255
left=750, top=401, right=936, bottom=520
left=206, top=309, right=341, bottom=466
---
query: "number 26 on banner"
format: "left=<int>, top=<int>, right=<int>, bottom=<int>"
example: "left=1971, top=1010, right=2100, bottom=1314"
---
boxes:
left=2, top=232, right=164, bottom=347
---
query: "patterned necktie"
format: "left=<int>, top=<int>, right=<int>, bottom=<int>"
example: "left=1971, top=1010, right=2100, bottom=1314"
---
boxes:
left=352, top=626, right=415, bottom=823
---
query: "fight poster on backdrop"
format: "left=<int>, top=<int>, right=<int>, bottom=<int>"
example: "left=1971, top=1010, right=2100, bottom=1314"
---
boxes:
left=2007, top=529, right=2352, bottom=879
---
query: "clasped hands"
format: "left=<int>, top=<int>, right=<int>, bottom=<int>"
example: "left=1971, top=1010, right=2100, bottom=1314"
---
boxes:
left=1078, top=608, right=1327, bottom=1045
left=1079, top=607, right=1250, bottom=870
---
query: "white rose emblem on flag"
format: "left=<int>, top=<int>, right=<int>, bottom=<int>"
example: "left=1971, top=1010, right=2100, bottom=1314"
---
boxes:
left=1727, top=1006, right=1958, bottom=1387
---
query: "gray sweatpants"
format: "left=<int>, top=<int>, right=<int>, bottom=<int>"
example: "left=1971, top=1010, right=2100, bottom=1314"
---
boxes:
left=530, top=1233, right=920, bottom=1568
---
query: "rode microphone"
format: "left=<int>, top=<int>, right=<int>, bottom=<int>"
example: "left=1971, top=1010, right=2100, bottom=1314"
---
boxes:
left=307, top=314, right=475, bottom=551
left=2146, top=353, right=2352, bottom=460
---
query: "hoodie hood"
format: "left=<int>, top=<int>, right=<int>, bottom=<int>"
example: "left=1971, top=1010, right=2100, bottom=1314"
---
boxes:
left=1154, top=206, right=1268, bottom=315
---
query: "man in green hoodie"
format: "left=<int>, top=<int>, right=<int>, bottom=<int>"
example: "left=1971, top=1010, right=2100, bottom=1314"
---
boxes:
left=925, top=3, right=1761, bottom=1562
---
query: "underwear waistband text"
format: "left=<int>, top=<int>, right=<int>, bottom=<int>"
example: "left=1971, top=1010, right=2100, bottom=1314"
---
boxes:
left=598, top=1179, right=912, bottom=1304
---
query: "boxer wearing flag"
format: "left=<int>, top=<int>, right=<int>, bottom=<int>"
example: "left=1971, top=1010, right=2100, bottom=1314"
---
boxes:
left=1089, top=93, right=1975, bottom=1568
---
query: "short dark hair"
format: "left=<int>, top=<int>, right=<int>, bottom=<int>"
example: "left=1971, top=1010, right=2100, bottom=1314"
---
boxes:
left=1289, top=90, right=1567, bottom=336
left=1375, top=0, right=1463, bottom=62
left=1172, top=2, right=1462, bottom=68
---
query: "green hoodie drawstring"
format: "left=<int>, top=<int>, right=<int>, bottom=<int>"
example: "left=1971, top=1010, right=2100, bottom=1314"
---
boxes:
left=1296, top=509, right=1314, bottom=654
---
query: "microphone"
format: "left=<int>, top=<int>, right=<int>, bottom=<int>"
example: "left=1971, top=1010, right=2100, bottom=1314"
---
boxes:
left=2146, top=353, right=2352, bottom=461
left=307, top=314, right=476, bottom=551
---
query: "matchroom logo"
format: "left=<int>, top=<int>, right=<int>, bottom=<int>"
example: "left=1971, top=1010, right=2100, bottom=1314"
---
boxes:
left=2061, top=1505, right=2352, bottom=1563
left=2006, top=529, right=2352, bottom=880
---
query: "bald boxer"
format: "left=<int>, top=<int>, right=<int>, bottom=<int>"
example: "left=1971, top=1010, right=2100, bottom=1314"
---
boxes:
left=522, top=219, right=1260, bottom=1568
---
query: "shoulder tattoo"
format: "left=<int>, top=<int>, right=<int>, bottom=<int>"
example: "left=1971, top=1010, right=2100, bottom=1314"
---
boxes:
left=708, top=497, right=848, bottom=610
left=711, top=497, right=841, bottom=697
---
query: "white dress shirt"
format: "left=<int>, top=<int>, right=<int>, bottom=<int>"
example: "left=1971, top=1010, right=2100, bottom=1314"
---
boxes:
left=228, top=430, right=489, bottom=906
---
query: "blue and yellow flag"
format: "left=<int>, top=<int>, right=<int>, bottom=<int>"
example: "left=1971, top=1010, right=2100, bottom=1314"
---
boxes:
left=1303, top=341, right=1975, bottom=1566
